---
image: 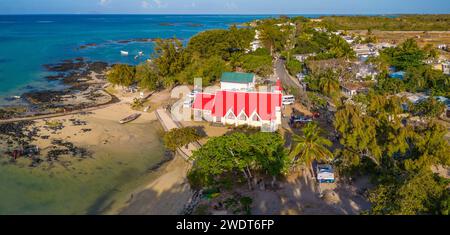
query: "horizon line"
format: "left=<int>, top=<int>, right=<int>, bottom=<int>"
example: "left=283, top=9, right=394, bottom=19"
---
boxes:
left=0, top=13, right=448, bottom=16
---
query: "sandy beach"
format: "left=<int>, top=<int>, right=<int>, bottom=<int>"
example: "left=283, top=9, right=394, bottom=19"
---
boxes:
left=118, top=154, right=193, bottom=215
left=0, top=88, right=195, bottom=214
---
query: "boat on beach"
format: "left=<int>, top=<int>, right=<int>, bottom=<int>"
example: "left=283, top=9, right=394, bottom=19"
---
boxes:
left=120, top=50, right=129, bottom=56
left=119, top=113, right=141, bottom=124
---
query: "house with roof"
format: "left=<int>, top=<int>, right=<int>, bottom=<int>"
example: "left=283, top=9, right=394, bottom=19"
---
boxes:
left=192, top=79, right=283, bottom=131
left=220, top=72, right=256, bottom=91
left=353, top=44, right=379, bottom=61
left=341, top=82, right=370, bottom=97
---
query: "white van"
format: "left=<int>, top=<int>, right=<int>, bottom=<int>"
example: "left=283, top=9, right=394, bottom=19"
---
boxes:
left=282, top=95, right=295, bottom=105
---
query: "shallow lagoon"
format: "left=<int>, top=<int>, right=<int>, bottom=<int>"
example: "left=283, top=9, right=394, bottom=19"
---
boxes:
left=0, top=120, right=166, bottom=214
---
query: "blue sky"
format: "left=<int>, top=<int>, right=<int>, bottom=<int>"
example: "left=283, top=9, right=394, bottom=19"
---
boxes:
left=0, top=0, right=449, bottom=14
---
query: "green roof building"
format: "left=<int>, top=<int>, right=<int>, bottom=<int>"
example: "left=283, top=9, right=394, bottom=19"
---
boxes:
left=221, top=72, right=255, bottom=84
left=220, top=72, right=256, bottom=91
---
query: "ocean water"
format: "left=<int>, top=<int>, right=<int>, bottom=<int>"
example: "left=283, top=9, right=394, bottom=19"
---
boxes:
left=0, top=14, right=280, bottom=104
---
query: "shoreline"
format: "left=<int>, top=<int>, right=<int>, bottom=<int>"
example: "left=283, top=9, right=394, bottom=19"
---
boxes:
left=0, top=85, right=196, bottom=215
left=112, top=153, right=193, bottom=215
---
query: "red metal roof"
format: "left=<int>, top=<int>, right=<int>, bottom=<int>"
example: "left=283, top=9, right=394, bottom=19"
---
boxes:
left=193, top=90, right=282, bottom=121
left=192, top=93, right=215, bottom=111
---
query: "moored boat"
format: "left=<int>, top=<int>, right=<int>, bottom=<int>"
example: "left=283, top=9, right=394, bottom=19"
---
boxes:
left=119, top=113, right=141, bottom=124
left=120, top=50, right=129, bottom=56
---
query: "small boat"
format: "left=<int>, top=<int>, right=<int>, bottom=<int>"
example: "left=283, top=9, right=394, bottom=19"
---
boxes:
left=138, top=51, right=144, bottom=56
left=12, top=96, right=21, bottom=99
left=120, top=50, right=129, bottom=56
left=119, top=113, right=141, bottom=124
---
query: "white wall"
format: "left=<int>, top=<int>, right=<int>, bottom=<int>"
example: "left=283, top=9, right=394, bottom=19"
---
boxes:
left=220, top=82, right=254, bottom=91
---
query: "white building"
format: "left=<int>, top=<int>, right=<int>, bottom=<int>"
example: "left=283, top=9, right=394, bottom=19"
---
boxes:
left=220, top=72, right=256, bottom=91
left=341, top=83, right=369, bottom=97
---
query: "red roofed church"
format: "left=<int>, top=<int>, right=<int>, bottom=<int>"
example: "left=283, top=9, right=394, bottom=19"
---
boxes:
left=192, top=74, right=283, bottom=131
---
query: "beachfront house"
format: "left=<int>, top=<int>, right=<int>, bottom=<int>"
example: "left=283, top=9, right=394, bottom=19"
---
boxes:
left=192, top=81, right=283, bottom=131
left=220, top=72, right=256, bottom=91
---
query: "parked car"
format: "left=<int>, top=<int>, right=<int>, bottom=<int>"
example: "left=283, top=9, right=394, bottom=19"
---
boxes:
left=316, top=164, right=335, bottom=183
left=282, top=95, right=295, bottom=105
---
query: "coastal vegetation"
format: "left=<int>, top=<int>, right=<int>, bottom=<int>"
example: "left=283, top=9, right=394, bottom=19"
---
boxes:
left=321, top=15, right=450, bottom=31
left=106, top=25, right=273, bottom=90
left=333, top=93, right=450, bottom=215
left=188, top=132, right=288, bottom=190
left=163, top=127, right=202, bottom=151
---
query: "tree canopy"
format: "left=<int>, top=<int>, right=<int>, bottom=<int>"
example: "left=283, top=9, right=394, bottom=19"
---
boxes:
left=333, top=92, right=450, bottom=215
left=188, top=132, right=288, bottom=189
left=107, top=64, right=136, bottom=87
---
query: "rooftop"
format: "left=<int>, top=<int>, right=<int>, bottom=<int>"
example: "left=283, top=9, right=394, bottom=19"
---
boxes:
left=221, top=72, right=255, bottom=84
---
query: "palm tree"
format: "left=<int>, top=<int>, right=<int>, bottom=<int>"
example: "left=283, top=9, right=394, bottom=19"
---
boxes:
left=289, top=122, right=333, bottom=177
left=318, top=70, right=340, bottom=97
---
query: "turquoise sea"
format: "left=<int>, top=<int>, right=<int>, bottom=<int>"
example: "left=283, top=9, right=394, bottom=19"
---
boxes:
left=0, top=14, right=299, bottom=104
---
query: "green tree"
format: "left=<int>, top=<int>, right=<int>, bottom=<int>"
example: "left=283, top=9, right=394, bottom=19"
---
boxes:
left=163, top=127, right=202, bottom=151
left=188, top=132, right=288, bottom=189
left=289, top=122, right=333, bottom=176
left=286, top=58, right=302, bottom=76
left=381, top=38, right=425, bottom=70
left=411, top=97, right=446, bottom=118
left=107, top=64, right=136, bottom=87
left=306, top=69, right=340, bottom=97
left=153, top=38, right=189, bottom=78
left=369, top=165, right=445, bottom=215
left=135, top=63, right=160, bottom=91
left=240, top=48, right=273, bottom=77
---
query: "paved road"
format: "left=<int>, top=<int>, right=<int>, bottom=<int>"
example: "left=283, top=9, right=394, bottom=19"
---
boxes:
left=275, top=58, right=302, bottom=90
